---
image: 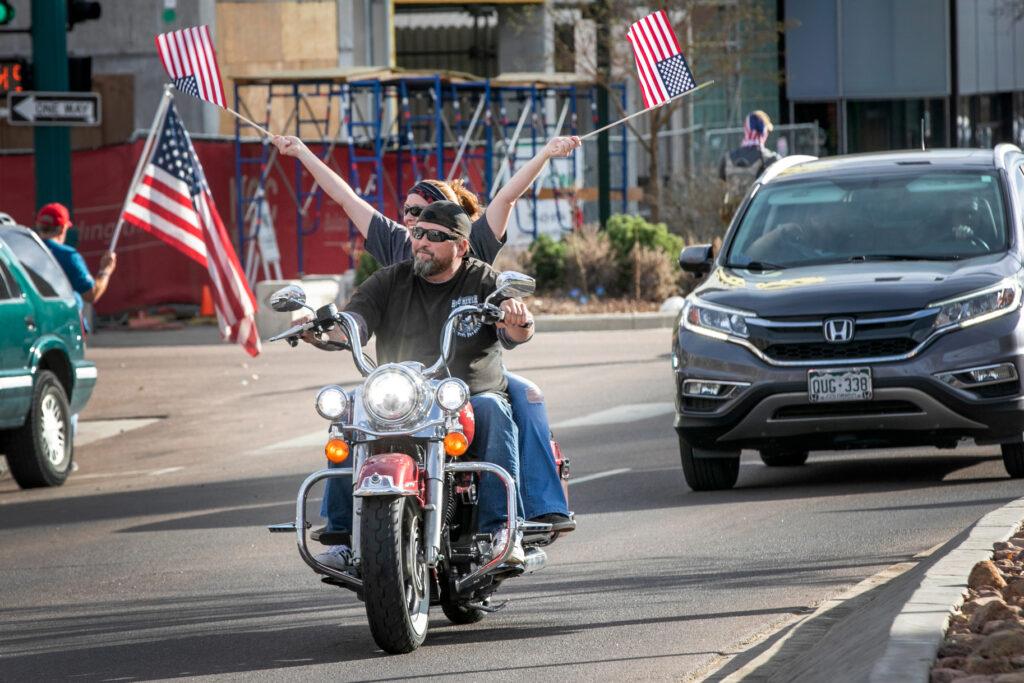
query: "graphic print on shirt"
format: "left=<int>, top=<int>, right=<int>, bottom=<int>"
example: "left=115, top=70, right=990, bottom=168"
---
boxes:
left=451, top=294, right=482, bottom=338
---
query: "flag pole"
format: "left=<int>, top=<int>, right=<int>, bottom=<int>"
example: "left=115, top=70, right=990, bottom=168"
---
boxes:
left=109, top=85, right=175, bottom=253
left=224, top=105, right=272, bottom=139
left=580, top=80, right=714, bottom=142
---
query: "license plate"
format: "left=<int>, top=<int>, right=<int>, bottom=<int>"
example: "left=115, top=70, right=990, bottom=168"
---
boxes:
left=807, top=367, right=873, bottom=403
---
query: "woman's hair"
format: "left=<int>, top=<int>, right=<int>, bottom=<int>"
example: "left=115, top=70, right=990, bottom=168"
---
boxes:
left=411, top=179, right=484, bottom=220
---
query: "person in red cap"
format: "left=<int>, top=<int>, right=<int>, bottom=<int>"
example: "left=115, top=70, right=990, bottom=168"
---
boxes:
left=34, top=202, right=117, bottom=324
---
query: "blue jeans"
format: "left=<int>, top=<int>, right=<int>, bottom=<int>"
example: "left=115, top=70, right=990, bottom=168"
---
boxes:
left=505, top=373, right=569, bottom=519
left=320, top=392, right=524, bottom=535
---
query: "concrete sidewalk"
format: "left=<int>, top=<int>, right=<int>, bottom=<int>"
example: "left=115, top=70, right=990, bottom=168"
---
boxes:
left=86, top=312, right=678, bottom=348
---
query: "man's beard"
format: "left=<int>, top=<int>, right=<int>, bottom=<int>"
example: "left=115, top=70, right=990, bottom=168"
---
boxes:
left=413, top=249, right=452, bottom=277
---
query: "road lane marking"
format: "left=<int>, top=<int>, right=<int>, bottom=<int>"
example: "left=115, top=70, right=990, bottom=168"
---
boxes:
left=568, top=468, right=631, bottom=486
left=72, top=467, right=185, bottom=480
left=552, top=402, right=675, bottom=429
left=76, top=418, right=162, bottom=447
left=149, top=467, right=184, bottom=476
left=257, top=430, right=328, bottom=453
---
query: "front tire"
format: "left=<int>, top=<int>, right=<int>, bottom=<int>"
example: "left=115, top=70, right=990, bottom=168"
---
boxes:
left=1000, top=443, right=1024, bottom=478
left=6, top=371, right=72, bottom=489
left=679, top=435, right=740, bottom=491
left=361, top=497, right=430, bottom=654
left=759, top=449, right=809, bottom=467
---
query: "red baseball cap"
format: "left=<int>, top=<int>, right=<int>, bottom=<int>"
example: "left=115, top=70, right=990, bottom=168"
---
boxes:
left=36, top=203, right=73, bottom=230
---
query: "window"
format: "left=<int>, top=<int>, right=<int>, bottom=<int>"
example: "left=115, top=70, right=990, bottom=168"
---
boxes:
left=0, top=231, right=74, bottom=300
left=0, top=259, right=15, bottom=300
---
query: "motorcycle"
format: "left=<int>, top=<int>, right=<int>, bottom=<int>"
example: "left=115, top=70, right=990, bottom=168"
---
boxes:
left=265, top=272, right=570, bottom=654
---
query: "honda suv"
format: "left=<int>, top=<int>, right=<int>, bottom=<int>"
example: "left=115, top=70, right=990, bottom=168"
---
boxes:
left=673, top=145, right=1024, bottom=490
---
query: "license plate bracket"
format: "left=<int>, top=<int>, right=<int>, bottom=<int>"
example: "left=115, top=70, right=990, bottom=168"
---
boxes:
left=807, top=367, right=873, bottom=403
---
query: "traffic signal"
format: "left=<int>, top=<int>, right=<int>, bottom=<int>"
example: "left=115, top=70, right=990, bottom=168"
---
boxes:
left=0, top=1, right=15, bottom=26
left=66, top=0, right=101, bottom=30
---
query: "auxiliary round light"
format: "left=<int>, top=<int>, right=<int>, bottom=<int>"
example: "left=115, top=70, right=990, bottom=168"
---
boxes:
left=436, top=378, right=469, bottom=411
left=325, top=439, right=350, bottom=463
left=315, top=385, right=349, bottom=420
left=444, top=432, right=470, bottom=457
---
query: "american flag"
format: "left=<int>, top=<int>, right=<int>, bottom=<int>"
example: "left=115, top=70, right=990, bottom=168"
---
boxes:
left=626, top=10, right=697, bottom=109
left=154, top=25, right=226, bottom=108
left=122, top=102, right=261, bottom=356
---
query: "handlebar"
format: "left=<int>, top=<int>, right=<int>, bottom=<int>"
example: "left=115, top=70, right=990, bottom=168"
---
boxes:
left=270, top=302, right=505, bottom=379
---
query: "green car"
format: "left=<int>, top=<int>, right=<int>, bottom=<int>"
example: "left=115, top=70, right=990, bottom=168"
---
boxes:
left=0, top=225, right=97, bottom=488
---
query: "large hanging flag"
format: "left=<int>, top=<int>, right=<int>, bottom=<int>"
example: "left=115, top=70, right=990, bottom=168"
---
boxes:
left=155, top=25, right=226, bottom=108
left=121, top=99, right=261, bottom=357
left=626, top=9, right=697, bottom=109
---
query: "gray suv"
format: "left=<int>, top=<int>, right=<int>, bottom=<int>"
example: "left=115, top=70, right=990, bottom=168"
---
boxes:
left=673, top=145, right=1024, bottom=490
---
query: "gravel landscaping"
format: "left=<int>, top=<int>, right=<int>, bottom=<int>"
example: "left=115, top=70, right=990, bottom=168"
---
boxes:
left=932, top=526, right=1024, bottom=682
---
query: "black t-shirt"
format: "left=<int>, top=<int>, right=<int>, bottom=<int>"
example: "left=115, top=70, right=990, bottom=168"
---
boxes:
left=364, top=211, right=505, bottom=267
left=345, top=257, right=506, bottom=395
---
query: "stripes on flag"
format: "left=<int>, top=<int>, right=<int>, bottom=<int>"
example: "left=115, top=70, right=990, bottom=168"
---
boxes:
left=155, top=25, right=227, bottom=108
left=122, top=101, right=260, bottom=356
left=627, top=9, right=696, bottom=109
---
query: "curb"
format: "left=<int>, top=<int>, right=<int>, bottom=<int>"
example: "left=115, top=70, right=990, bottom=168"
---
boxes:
left=869, top=494, right=1024, bottom=682
left=534, top=311, right=678, bottom=333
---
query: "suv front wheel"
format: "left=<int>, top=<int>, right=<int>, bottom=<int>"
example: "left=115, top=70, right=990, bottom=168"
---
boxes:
left=679, top=436, right=740, bottom=491
left=6, top=370, right=73, bottom=488
left=1000, top=442, right=1024, bottom=478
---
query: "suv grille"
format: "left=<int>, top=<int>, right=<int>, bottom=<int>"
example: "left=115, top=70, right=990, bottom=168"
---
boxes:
left=764, top=338, right=918, bottom=362
left=773, top=400, right=922, bottom=420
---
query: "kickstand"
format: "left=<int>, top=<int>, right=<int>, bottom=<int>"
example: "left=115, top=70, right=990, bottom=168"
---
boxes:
left=468, top=599, right=508, bottom=613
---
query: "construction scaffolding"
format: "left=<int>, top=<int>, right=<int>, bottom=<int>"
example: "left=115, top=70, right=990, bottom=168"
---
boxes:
left=232, top=67, right=629, bottom=277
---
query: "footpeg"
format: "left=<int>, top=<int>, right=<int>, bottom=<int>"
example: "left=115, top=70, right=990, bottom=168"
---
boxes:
left=267, top=522, right=309, bottom=533
left=468, top=599, right=507, bottom=613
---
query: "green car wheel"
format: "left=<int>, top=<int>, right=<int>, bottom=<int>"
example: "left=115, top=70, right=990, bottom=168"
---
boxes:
left=6, top=370, right=73, bottom=488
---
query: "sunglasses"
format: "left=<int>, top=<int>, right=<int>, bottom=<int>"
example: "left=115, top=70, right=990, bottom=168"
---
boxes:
left=411, top=226, right=458, bottom=242
left=403, top=205, right=425, bottom=218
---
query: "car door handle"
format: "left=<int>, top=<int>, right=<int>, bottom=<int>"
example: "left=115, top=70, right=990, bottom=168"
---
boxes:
left=24, top=315, right=35, bottom=331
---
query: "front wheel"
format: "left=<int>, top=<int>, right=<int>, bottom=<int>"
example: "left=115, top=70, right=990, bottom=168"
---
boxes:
left=679, top=435, right=740, bottom=491
left=5, top=370, right=73, bottom=489
left=1000, top=443, right=1024, bottom=478
left=361, top=497, right=430, bottom=654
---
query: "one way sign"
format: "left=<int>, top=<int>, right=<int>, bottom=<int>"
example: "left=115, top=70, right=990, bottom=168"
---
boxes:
left=6, top=91, right=102, bottom=127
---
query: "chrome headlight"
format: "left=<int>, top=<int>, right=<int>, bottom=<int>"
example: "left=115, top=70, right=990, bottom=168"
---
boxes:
left=363, top=365, right=425, bottom=424
left=931, top=277, right=1022, bottom=331
left=436, top=378, right=469, bottom=412
left=315, top=385, right=349, bottom=420
left=681, top=298, right=754, bottom=339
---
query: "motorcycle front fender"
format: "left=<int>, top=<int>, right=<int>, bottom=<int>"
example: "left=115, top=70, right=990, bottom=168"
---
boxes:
left=354, top=453, right=421, bottom=497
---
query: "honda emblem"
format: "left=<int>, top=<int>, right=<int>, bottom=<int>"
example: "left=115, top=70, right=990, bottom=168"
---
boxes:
left=823, top=318, right=855, bottom=343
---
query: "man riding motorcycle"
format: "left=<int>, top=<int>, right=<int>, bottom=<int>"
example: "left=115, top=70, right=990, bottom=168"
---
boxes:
left=300, top=201, right=536, bottom=566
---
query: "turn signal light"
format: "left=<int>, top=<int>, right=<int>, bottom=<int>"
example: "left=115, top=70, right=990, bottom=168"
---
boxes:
left=325, top=439, right=350, bottom=463
left=444, top=432, right=469, bottom=457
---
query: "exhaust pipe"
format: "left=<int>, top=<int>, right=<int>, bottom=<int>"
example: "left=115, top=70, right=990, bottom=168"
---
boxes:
left=522, top=547, right=547, bottom=574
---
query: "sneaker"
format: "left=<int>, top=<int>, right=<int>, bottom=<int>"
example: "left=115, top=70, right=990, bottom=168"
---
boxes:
left=315, top=544, right=354, bottom=572
left=528, top=513, right=576, bottom=533
left=491, top=528, right=525, bottom=565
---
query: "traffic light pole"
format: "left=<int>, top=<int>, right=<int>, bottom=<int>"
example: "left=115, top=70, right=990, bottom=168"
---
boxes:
left=31, top=0, right=72, bottom=212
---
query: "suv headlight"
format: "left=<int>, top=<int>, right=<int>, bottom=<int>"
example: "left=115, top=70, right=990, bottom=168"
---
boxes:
left=931, top=277, right=1022, bottom=331
left=682, top=298, right=753, bottom=339
left=363, top=365, right=425, bottom=424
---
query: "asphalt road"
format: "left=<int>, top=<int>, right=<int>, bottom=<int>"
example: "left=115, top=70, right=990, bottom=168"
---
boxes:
left=1, top=326, right=1021, bottom=681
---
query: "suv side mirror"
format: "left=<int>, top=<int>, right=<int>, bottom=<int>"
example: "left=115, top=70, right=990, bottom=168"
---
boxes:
left=679, top=245, right=714, bottom=275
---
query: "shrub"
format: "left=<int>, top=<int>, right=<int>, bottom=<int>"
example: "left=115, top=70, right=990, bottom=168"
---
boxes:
left=629, top=244, right=680, bottom=301
left=526, top=234, right=566, bottom=291
left=605, top=214, right=685, bottom=262
left=563, top=227, right=619, bottom=295
left=355, top=251, right=380, bottom=286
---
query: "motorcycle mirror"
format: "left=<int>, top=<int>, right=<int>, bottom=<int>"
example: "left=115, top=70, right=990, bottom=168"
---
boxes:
left=269, top=285, right=308, bottom=313
left=490, top=271, right=536, bottom=301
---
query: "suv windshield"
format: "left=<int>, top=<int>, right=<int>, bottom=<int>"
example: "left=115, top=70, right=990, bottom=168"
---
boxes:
left=726, top=170, right=1009, bottom=269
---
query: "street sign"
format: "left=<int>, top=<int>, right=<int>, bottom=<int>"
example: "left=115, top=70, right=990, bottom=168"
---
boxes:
left=6, top=90, right=100, bottom=126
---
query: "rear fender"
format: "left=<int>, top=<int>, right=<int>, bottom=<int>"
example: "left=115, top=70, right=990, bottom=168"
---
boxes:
left=354, top=453, right=421, bottom=498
